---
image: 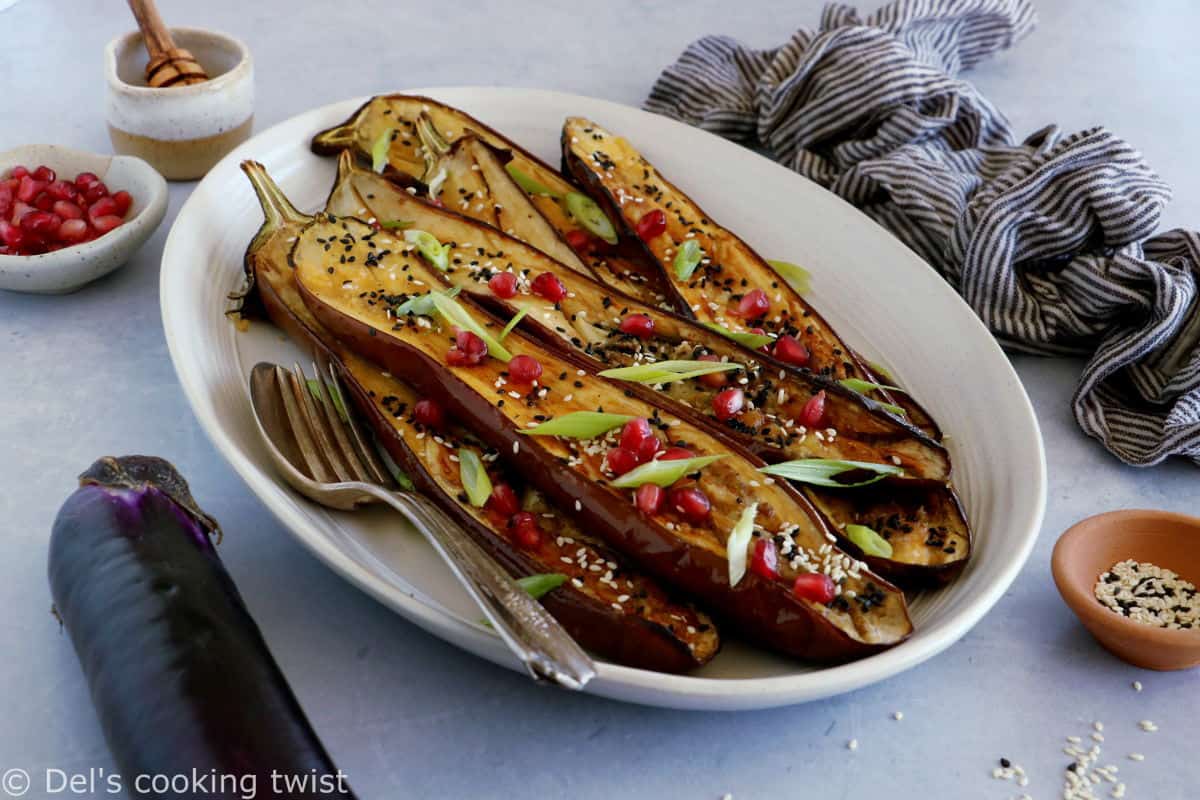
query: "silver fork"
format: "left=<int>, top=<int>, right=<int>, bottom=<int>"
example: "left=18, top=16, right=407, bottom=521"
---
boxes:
left=247, top=361, right=596, bottom=690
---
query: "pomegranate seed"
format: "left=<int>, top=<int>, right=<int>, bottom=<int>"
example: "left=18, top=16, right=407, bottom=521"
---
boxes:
left=89, top=196, right=119, bottom=219
left=9, top=166, right=29, bottom=180
left=750, top=538, right=779, bottom=580
left=83, top=181, right=109, bottom=204
left=658, top=447, right=695, bottom=461
left=619, top=418, right=654, bottom=453
left=45, top=180, right=76, bottom=201
left=799, top=390, right=826, bottom=429
left=445, top=329, right=488, bottom=366
left=0, top=221, right=25, bottom=249
left=618, top=313, right=655, bottom=338
left=635, top=435, right=662, bottom=463
left=565, top=229, right=594, bottom=253
left=634, top=208, right=666, bottom=241
left=773, top=334, right=810, bottom=367
left=734, top=288, right=770, bottom=319
left=16, top=176, right=43, bottom=203
left=11, top=201, right=34, bottom=224
left=792, top=573, right=836, bottom=604
left=91, top=215, right=124, bottom=235
left=488, top=271, right=518, bottom=298
left=530, top=271, right=566, bottom=302
left=667, top=487, right=711, bottom=523
left=507, top=354, right=543, bottom=385
left=508, top=512, right=542, bottom=549
left=604, top=447, right=640, bottom=476
left=53, top=200, right=83, bottom=220
left=74, top=171, right=99, bottom=188
left=712, top=387, right=745, bottom=421
left=20, top=211, right=61, bottom=237
left=635, top=483, right=664, bottom=515
left=33, top=192, right=55, bottom=212
left=111, top=190, right=133, bottom=217
left=57, top=219, right=89, bottom=244
left=0, top=185, right=11, bottom=221
left=412, top=398, right=444, bottom=428
left=32, top=165, right=55, bottom=183
left=697, top=354, right=727, bottom=388
left=488, top=483, right=521, bottom=517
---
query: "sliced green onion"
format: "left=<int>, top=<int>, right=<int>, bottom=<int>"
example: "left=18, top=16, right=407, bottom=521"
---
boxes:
left=673, top=239, right=703, bottom=280
left=306, top=379, right=347, bottom=421
left=598, top=359, right=742, bottom=385
left=838, top=378, right=906, bottom=415
left=404, top=229, right=451, bottom=272
left=610, top=455, right=724, bottom=489
left=379, top=219, right=413, bottom=230
left=845, top=524, right=894, bottom=558
left=499, top=307, right=528, bottom=341
left=839, top=378, right=901, bottom=394
left=757, top=458, right=903, bottom=488
left=457, top=448, right=492, bottom=507
left=701, top=322, right=775, bottom=350
left=415, top=113, right=451, bottom=156
left=391, top=467, right=415, bottom=492
left=429, top=291, right=513, bottom=362
left=370, top=127, right=393, bottom=173
left=518, top=411, right=633, bottom=439
left=767, top=259, right=811, bottom=295
left=425, top=167, right=448, bottom=200
left=393, top=285, right=460, bottom=317
left=516, top=573, right=567, bottom=598
left=505, top=163, right=559, bottom=197
left=481, top=573, right=568, bottom=627
left=564, top=192, right=618, bottom=245
left=726, top=502, right=758, bottom=587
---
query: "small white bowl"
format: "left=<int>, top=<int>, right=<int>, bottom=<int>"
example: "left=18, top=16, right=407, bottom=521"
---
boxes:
left=0, top=145, right=168, bottom=294
left=105, top=28, right=254, bottom=181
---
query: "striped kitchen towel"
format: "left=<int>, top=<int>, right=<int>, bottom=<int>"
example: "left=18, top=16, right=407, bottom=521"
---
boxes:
left=645, top=0, right=1200, bottom=467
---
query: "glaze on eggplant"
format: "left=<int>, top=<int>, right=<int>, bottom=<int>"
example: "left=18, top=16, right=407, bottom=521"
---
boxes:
left=48, top=456, right=355, bottom=799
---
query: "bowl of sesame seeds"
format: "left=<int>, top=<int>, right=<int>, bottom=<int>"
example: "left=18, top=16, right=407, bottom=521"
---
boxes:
left=1053, top=509, right=1200, bottom=671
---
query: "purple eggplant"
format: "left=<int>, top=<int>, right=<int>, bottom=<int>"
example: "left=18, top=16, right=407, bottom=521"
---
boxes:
left=48, top=456, right=355, bottom=799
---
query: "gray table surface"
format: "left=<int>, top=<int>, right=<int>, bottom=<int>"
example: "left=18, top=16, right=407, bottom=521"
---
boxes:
left=3, top=1, right=1198, bottom=798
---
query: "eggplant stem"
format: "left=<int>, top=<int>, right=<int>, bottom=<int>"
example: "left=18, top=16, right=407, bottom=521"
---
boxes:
left=241, top=161, right=309, bottom=232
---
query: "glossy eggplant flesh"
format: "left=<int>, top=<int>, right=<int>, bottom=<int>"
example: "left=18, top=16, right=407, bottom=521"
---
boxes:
left=291, top=212, right=913, bottom=659
left=326, top=151, right=949, bottom=480
left=322, top=154, right=970, bottom=583
left=560, top=116, right=940, bottom=437
left=239, top=161, right=720, bottom=671
left=310, top=94, right=668, bottom=307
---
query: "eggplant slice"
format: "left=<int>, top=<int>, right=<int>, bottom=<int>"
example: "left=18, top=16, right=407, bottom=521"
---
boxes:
left=286, top=207, right=912, bottom=662
left=560, top=116, right=940, bottom=437
left=238, top=162, right=719, bottom=672
left=311, top=94, right=669, bottom=307
left=322, top=151, right=970, bottom=586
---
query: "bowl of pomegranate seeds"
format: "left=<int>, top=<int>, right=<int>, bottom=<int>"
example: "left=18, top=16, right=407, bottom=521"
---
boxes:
left=0, top=144, right=167, bottom=293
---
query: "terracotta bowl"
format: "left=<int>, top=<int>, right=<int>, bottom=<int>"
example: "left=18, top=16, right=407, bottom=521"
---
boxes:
left=1052, top=509, right=1200, bottom=671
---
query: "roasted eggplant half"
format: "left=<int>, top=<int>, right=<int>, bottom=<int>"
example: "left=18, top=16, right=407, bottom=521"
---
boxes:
left=237, top=162, right=720, bottom=672
left=560, top=116, right=940, bottom=437
left=288, top=210, right=913, bottom=662
left=323, top=151, right=970, bottom=586
left=311, top=94, right=668, bottom=306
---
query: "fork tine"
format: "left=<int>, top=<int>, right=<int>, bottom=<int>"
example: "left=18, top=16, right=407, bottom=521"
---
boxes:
left=289, top=363, right=354, bottom=483
left=325, top=362, right=394, bottom=487
left=307, top=360, right=374, bottom=484
left=273, top=364, right=337, bottom=484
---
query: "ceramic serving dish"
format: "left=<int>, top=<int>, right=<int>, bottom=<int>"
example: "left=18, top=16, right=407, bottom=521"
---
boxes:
left=160, top=88, right=1047, bottom=710
left=0, top=145, right=167, bottom=294
left=105, top=27, right=254, bottom=181
left=1053, top=509, right=1200, bottom=671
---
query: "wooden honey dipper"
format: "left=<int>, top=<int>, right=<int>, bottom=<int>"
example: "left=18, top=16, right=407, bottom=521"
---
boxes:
left=126, top=0, right=210, bottom=88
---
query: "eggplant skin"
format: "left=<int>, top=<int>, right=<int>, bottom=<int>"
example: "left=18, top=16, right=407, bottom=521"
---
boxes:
left=49, top=457, right=354, bottom=799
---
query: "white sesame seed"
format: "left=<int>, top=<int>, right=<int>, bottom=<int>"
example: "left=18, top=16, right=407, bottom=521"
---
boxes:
left=892, top=711, right=903, bottom=721
left=1128, top=753, right=1144, bottom=761
left=847, top=739, right=858, bottom=751
left=1132, top=681, right=1143, bottom=692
